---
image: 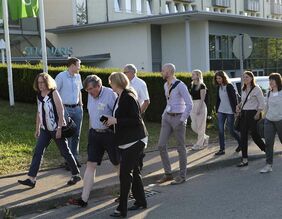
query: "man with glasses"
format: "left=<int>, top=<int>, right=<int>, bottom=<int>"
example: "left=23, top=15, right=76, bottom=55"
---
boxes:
left=69, top=74, right=119, bottom=207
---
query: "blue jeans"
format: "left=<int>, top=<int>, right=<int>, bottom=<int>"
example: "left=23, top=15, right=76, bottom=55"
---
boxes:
left=217, top=112, right=241, bottom=151
left=65, top=105, right=83, bottom=159
left=28, top=128, right=80, bottom=177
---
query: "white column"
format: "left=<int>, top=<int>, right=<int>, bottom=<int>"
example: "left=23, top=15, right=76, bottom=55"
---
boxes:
left=202, top=21, right=210, bottom=71
left=185, top=20, right=192, bottom=72
left=189, top=21, right=210, bottom=72
left=2, top=0, right=14, bottom=106
left=131, top=0, right=137, bottom=13
left=120, top=0, right=126, bottom=12
left=39, top=0, right=48, bottom=73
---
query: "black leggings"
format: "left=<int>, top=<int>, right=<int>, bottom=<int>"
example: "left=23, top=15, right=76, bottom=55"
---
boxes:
left=240, top=110, right=265, bottom=158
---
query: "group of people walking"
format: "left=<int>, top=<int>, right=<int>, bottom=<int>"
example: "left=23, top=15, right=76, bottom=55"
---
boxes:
left=17, top=57, right=282, bottom=217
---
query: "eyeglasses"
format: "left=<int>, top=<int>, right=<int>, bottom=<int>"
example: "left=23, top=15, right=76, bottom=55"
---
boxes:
left=38, top=81, right=45, bottom=84
left=123, top=71, right=130, bottom=74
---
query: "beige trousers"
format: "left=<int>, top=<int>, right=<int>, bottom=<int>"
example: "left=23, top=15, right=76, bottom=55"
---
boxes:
left=190, top=100, right=208, bottom=146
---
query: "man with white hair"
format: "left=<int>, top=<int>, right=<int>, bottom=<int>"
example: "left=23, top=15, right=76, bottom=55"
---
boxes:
left=157, top=63, right=193, bottom=185
left=123, top=64, right=150, bottom=114
left=123, top=64, right=150, bottom=170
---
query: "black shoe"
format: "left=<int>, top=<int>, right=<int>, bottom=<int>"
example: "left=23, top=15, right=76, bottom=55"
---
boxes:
left=110, top=211, right=126, bottom=218
left=128, top=204, right=147, bottom=211
left=68, top=198, right=87, bottom=207
left=235, top=146, right=242, bottom=153
left=237, top=161, right=248, bottom=167
left=67, top=175, right=81, bottom=186
left=114, top=196, right=120, bottom=203
left=215, top=150, right=225, bottom=156
left=18, top=179, right=36, bottom=188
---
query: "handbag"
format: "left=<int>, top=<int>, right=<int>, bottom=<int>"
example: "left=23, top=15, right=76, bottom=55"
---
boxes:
left=257, top=118, right=265, bottom=138
left=234, top=86, right=255, bottom=132
left=62, top=117, right=77, bottom=138
left=257, top=91, right=270, bottom=138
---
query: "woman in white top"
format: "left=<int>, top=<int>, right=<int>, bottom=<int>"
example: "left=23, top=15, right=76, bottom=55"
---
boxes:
left=236, top=71, right=266, bottom=167
left=260, top=73, right=282, bottom=173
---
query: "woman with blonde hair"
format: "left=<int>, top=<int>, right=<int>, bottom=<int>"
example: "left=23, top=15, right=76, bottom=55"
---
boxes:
left=236, top=71, right=265, bottom=167
left=18, top=73, right=81, bottom=188
left=190, top=69, right=209, bottom=150
left=105, top=72, right=148, bottom=218
left=214, top=71, right=242, bottom=155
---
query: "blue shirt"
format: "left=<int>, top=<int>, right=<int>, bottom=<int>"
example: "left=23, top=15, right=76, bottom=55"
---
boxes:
left=87, top=86, right=117, bottom=129
left=164, top=78, right=193, bottom=122
left=55, top=71, right=83, bottom=105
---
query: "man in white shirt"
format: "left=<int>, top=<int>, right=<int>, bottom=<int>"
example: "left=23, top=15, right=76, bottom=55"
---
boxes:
left=123, top=64, right=150, bottom=114
left=123, top=64, right=150, bottom=171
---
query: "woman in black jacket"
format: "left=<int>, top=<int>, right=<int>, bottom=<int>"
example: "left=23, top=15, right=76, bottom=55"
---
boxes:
left=214, top=71, right=242, bottom=155
left=106, top=72, right=148, bottom=218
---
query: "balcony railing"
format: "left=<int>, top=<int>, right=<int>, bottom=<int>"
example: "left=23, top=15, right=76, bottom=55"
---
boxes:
left=212, top=0, right=231, bottom=8
left=244, top=0, right=260, bottom=12
left=182, top=0, right=196, bottom=3
left=270, top=0, right=282, bottom=15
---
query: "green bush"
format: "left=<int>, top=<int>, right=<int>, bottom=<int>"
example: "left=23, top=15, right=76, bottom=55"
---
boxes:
left=0, top=64, right=216, bottom=122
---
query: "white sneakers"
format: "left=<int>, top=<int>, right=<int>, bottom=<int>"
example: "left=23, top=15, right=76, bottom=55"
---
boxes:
left=191, top=135, right=209, bottom=151
left=260, top=164, right=273, bottom=173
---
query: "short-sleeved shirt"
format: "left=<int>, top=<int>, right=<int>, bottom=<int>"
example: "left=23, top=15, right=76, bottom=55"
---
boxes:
left=87, top=86, right=117, bottom=129
left=130, top=76, right=150, bottom=106
left=190, top=83, right=206, bottom=100
left=55, top=71, right=83, bottom=105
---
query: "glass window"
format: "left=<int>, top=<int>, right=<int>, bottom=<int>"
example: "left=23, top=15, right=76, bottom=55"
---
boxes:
left=76, top=0, right=87, bottom=24
left=147, top=0, right=152, bottom=15
left=165, top=2, right=170, bottom=14
left=114, top=0, right=121, bottom=12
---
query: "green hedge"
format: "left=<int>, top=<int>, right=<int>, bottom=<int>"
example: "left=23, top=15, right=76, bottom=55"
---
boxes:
left=0, top=64, right=216, bottom=122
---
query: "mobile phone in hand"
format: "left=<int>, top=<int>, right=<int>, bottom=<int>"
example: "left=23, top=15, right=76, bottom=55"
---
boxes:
left=100, top=115, right=108, bottom=123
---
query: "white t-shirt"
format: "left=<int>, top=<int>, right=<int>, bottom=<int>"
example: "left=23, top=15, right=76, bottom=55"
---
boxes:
left=130, top=76, right=150, bottom=106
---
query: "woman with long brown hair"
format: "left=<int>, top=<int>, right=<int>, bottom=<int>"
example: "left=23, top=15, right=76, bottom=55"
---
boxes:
left=236, top=71, right=265, bottom=167
left=214, top=71, right=242, bottom=155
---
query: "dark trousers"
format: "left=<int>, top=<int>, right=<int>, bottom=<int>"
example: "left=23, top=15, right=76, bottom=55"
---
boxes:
left=264, top=119, right=282, bottom=164
left=240, top=110, right=266, bottom=158
left=28, top=128, right=80, bottom=177
left=117, top=141, right=147, bottom=217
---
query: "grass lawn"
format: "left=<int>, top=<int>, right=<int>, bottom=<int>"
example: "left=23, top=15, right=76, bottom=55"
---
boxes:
left=0, top=99, right=219, bottom=175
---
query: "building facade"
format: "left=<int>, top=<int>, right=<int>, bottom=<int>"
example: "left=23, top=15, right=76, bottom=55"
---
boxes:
left=4, top=0, right=282, bottom=75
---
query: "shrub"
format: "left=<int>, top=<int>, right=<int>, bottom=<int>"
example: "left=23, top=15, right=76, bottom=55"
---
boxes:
left=0, top=64, right=216, bottom=122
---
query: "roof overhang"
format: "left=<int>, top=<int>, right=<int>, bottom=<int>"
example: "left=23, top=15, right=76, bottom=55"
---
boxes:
left=11, top=53, right=111, bottom=63
left=47, top=11, right=282, bottom=34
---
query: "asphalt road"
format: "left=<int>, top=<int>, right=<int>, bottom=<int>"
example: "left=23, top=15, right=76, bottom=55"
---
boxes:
left=19, top=155, right=282, bottom=219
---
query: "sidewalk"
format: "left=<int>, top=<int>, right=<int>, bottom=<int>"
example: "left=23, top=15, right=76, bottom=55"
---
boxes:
left=1, top=139, right=281, bottom=217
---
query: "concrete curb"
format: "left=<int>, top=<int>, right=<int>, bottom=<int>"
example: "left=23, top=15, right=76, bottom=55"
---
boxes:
left=2, top=151, right=281, bottom=218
